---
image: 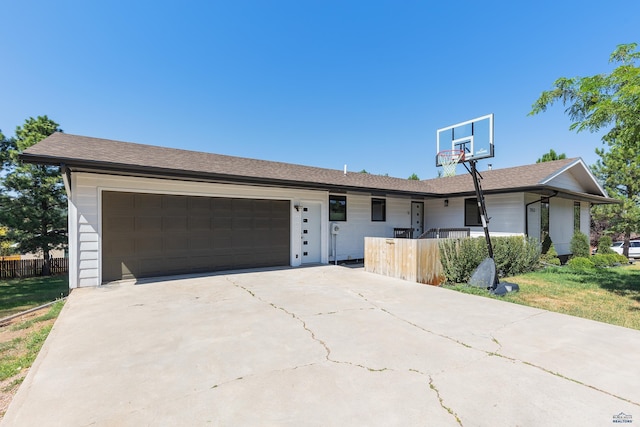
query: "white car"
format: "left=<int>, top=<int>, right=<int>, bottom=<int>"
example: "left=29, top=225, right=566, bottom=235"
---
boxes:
left=610, top=240, right=640, bottom=258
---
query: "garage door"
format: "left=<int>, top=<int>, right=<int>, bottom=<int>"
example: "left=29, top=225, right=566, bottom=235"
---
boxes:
left=102, top=191, right=290, bottom=282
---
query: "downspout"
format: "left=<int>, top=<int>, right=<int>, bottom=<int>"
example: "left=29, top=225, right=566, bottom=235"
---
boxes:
left=524, top=191, right=558, bottom=237
left=61, top=164, right=72, bottom=198
left=60, top=164, right=78, bottom=289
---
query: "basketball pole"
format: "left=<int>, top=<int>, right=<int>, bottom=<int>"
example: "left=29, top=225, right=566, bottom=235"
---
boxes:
left=466, top=160, right=497, bottom=287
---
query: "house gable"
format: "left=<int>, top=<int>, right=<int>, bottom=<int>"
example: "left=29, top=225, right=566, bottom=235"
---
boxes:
left=541, top=159, right=608, bottom=197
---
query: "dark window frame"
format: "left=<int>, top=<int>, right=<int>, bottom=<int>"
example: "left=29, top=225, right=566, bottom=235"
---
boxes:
left=371, top=198, right=386, bottom=222
left=464, top=198, right=481, bottom=227
left=540, top=197, right=550, bottom=241
left=574, top=201, right=581, bottom=232
left=329, top=195, right=347, bottom=222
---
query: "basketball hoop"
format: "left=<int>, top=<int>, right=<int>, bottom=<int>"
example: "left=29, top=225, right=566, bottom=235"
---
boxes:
left=437, top=149, right=465, bottom=177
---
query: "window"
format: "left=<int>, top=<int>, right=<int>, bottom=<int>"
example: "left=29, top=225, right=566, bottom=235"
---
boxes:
left=464, top=198, right=481, bottom=226
left=371, top=198, right=386, bottom=221
left=574, top=201, right=581, bottom=232
left=329, top=195, right=347, bottom=221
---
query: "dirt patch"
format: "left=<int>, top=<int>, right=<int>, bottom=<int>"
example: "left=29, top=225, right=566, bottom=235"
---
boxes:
left=0, top=307, right=56, bottom=420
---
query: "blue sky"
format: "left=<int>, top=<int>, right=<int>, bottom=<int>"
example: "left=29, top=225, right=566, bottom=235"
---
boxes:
left=1, top=1, right=638, bottom=179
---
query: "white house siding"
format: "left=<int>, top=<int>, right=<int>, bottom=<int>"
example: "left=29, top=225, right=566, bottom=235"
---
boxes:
left=549, top=197, right=575, bottom=255
left=580, top=202, right=591, bottom=238
left=328, top=193, right=416, bottom=262
left=425, top=193, right=525, bottom=237
left=69, top=172, right=328, bottom=288
left=546, top=170, right=583, bottom=193
left=424, top=197, right=464, bottom=229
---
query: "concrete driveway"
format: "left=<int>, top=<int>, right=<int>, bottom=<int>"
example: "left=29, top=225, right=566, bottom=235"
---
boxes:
left=2, top=265, right=639, bottom=426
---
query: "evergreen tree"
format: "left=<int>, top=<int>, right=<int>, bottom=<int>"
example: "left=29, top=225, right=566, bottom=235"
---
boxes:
left=0, top=116, right=66, bottom=274
left=536, top=149, right=566, bottom=163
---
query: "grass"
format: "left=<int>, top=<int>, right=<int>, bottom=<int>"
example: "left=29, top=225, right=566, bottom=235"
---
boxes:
left=10, top=301, right=65, bottom=331
left=446, top=263, right=640, bottom=330
left=0, top=275, right=68, bottom=318
left=0, top=301, right=63, bottom=382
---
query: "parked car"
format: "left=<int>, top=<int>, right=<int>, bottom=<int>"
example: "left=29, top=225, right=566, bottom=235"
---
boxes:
left=610, top=240, right=640, bottom=258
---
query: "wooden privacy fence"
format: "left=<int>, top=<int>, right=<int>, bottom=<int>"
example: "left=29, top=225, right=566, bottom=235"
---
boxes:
left=0, top=258, right=69, bottom=279
left=364, top=237, right=445, bottom=286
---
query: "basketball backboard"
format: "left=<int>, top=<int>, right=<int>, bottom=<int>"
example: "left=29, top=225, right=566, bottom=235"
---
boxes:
left=436, top=114, right=494, bottom=166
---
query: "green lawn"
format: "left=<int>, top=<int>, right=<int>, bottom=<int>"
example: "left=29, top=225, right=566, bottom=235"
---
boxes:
left=446, top=263, right=640, bottom=330
left=0, top=276, right=69, bottom=318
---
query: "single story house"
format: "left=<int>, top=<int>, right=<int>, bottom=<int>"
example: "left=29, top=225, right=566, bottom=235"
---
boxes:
left=21, top=133, right=615, bottom=288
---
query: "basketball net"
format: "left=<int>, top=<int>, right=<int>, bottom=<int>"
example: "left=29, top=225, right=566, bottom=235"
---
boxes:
left=437, top=150, right=464, bottom=177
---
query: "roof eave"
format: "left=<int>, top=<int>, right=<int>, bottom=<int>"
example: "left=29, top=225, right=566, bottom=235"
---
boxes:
left=431, top=185, right=619, bottom=204
left=20, top=153, right=439, bottom=198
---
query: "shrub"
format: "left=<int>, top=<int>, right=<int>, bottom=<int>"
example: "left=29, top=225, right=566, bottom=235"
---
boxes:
left=591, top=254, right=612, bottom=268
left=540, top=241, right=561, bottom=265
left=493, top=236, right=542, bottom=277
left=597, top=236, right=615, bottom=254
left=439, top=236, right=541, bottom=284
left=568, top=256, right=594, bottom=270
left=439, top=238, right=487, bottom=284
left=615, top=253, right=629, bottom=263
left=570, top=231, right=591, bottom=258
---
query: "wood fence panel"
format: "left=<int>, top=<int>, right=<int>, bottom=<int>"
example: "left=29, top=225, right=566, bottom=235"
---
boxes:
left=365, top=238, right=444, bottom=286
left=0, top=258, right=69, bottom=279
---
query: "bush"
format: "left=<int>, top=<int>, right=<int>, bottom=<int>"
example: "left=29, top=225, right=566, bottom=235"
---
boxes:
left=591, top=254, right=613, bottom=268
left=493, top=236, right=542, bottom=277
left=597, top=236, right=615, bottom=254
left=439, top=238, right=487, bottom=284
left=570, top=231, right=591, bottom=258
left=615, top=253, right=629, bottom=263
left=439, top=236, right=541, bottom=284
left=540, top=241, right=561, bottom=265
left=568, top=256, right=594, bottom=270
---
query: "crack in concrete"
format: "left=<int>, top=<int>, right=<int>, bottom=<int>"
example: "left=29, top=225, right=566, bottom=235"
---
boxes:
left=226, top=278, right=390, bottom=375
left=313, top=307, right=376, bottom=316
left=428, top=375, right=463, bottom=426
left=353, top=291, right=640, bottom=408
left=209, top=361, right=321, bottom=390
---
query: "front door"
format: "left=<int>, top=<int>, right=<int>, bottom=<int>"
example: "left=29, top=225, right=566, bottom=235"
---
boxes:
left=301, top=202, right=321, bottom=263
left=411, top=201, right=424, bottom=237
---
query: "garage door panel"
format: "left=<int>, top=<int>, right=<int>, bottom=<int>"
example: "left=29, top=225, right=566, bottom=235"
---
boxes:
left=189, top=197, right=210, bottom=212
left=232, top=198, right=252, bottom=211
left=105, top=192, right=134, bottom=210
left=135, top=217, right=162, bottom=232
left=163, top=195, right=187, bottom=211
left=232, top=217, right=253, bottom=230
left=135, top=193, right=162, bottom=210
left=163, top=217, right=187, bottom=231
left=213, top=234, right=232, bottom=249
left=102, top=192, right=290, bottom=282
left=135, top=237, right=163, bottom=255
left=212, top=217, right=232, bottom=230
left=190, top=236, right=211, bottom=252
left=167, top=235, right=189, bottom=252
left=212, top=198, right=232, bottom=212
left=104, top=216, right=135, bottom=233
left=105, top=238, right=135, bottom=256
left=139, top=259, right=166, bottom=276
left=188, top=217, right=210, bottom=231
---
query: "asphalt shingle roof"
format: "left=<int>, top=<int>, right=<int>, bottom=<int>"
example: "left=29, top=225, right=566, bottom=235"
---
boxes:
left=22, top=133, right=605, bottom=200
